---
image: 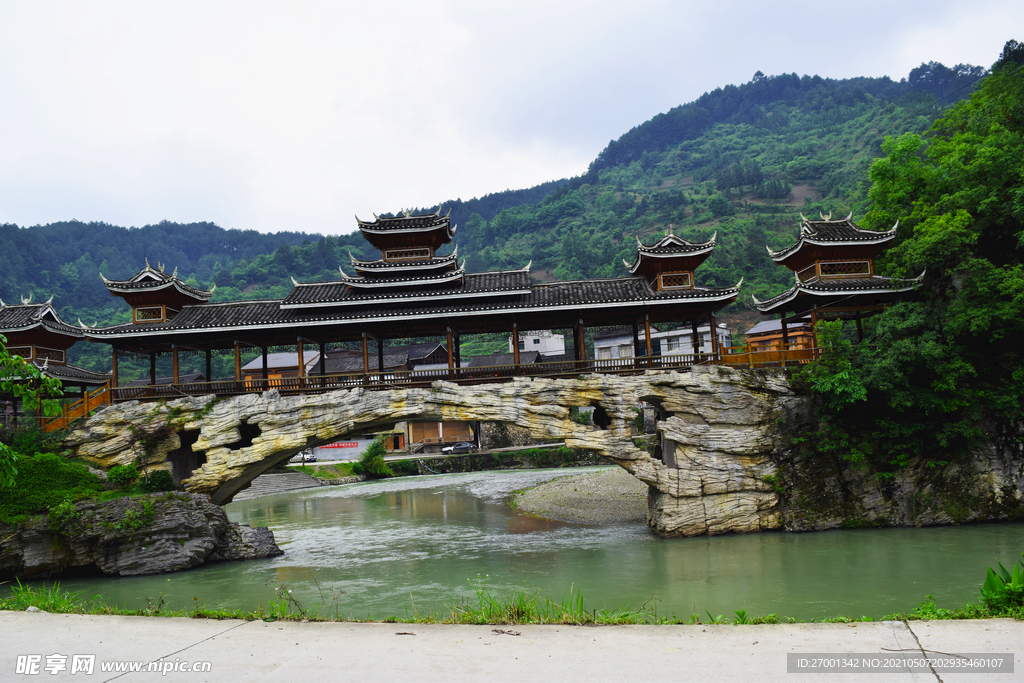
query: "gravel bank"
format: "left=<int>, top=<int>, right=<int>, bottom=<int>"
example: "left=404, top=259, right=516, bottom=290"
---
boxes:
left=513, top=466, right=648, bottom=525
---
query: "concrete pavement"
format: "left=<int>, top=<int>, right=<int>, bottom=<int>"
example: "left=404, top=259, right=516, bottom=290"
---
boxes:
left=1, top=611, right=1020, bottom=682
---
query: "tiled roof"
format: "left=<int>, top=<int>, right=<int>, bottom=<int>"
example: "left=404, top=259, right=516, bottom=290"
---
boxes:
left=282, top=269, right=530, bottom=308
left=350, top=247, right=458, bottom=272
left=323, top=353, right=410, bottom=373
left=753, top=274, right=924, bottom=312
left=100, top=264, right=214, bottom=300
left=465, top=351, right=540, bottom=367
left=85, top=274, right=741, bottom=340
left=625, top=233, right=717, bottom=274
left=33, top=360, right=110, bottom=383
left=126, top=372, right=205, bottom=387
left=767, top=214, right=897, bottom=261
left=0, top=302, right=85, bottom=337
left=355, top=209, right=453, bottom=233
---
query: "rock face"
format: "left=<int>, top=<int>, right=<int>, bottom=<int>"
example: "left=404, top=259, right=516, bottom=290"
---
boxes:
left=0, top=493, right=282, bottom=579
left=65, top=367, right=1024, bottom=537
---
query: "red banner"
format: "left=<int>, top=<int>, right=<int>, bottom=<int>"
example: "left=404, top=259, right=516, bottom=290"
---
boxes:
left=320, top=442, right=359, bottom=449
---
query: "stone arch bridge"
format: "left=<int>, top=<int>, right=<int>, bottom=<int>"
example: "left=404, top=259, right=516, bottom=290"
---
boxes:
left=67, top=367, right=798, bottom=537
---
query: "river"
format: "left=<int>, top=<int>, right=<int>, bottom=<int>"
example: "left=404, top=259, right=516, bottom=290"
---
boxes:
left=54, top=467, right=1024, bottom=621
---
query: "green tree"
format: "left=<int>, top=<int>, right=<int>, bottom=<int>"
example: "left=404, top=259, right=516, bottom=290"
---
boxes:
left=0, top=335, right=64, bottom=487
left=812, top=45, right=1024, bottom=468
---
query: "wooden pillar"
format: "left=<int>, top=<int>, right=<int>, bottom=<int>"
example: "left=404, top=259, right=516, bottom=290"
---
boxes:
left=261, top=347, right=268, bottom=380
left=446, top=328, right=455, bottom=379
left=453, top=333, right=461, bottom=369
left=149, top=352, right=157, bottom=385
left=111, top=347, right=119, bottom=388
left=855, top=314, right=863, bottom=343
left=205, top=349, right=212, bottom=383
left=710, top=313, right=720, bottom=363
left=362, top=333, right=369, bottom=375
left=234, top=342, right=241, bottom=382
left=172, top=345, right=180, bottom=384
left=377, top=337, right=385, bottom=379
left=512, top=324, right=520, bottom=368
left=632, top=322, right=641, bottom=368
left=297, top=338, right=305, bottom=379
left=574, top=320, right=586, bottom=363
left=810, top=306, right=819, bottom=356
left=644, top=316, right=653, bottom=367
left=319, top=342, right=326, bottom=376
left=691, top=319, right=700, bottom=360
left=781, top=313, right=790, bottom=349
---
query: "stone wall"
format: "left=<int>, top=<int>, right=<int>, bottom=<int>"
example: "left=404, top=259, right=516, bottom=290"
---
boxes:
left=65, top=367, right=1024, bottom=537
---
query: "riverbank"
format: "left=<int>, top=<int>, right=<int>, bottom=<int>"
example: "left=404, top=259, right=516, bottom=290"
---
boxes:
left=3, top=611, right=1020, bottom=682
left=513, top=466, right=647, bottom=524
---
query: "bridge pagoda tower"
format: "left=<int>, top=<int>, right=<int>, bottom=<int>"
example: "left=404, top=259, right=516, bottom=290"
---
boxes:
left=752, top=213, right=922, bottom=345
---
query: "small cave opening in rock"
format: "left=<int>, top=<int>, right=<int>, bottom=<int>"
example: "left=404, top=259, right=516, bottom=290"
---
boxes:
left=591, top=405, right=611, bottom=430
left=167, top=429, right=206, bottom=485
left=224, top=420, right=262, bottom=452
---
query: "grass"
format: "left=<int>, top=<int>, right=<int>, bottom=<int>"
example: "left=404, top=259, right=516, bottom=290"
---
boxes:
left=292, top=462, right=357, bottom=479
left=3, top=579, right=1022, bottom=626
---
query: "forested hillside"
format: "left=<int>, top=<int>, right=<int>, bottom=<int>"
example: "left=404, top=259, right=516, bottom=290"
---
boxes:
left=0, top=59, right=986, bottom=374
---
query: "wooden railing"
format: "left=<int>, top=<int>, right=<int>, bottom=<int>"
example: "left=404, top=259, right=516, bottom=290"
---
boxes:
left=108, top=353, right=715, bottom=403
left=42, top=382, right=112, bottom=432
left=719, top=344, right=820, bottom=368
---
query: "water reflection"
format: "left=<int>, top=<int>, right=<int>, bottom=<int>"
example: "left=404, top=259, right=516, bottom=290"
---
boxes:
left=47, top=468, right=1024, bottom=621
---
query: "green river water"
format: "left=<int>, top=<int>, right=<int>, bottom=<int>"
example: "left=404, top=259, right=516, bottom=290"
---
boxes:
left=53, top=467, right=1024, bottom=621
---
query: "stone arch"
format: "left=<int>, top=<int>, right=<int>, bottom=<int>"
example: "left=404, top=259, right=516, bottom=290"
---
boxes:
left=66, top=368, right=796, bottom=536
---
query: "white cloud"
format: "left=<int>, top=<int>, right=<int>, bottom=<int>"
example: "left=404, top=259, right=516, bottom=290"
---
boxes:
left=0, top=0, right=1015, bottom=235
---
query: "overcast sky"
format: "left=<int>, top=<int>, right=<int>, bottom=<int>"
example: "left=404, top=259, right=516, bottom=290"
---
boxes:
left=0, top=1, right=1018, bottom=236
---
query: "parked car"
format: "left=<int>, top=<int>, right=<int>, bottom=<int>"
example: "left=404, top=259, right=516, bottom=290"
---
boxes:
left=441, top=442, right=474, bottom=454
left=301, top=450, right=317, bottom=462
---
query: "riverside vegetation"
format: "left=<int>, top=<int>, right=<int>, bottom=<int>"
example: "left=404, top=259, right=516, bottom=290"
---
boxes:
left=3, top=553, right=1023, bottom=625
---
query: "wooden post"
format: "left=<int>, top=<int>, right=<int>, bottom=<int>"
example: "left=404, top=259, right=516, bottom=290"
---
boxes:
left=691, top=319, right=700, bottom=362
left=574, top=320, right=586, bottom=364
left=172, top=345, right=179, bottom=384
left=644, top=316, right=653, bottom=367
left=453, top=333, right=461, bottom=371
left=205, top=349, right=212, bottom=383
left=234, top=342, right=241, bottom=382
left=149, top=352, right=156, bottom=385
left=377, top=336, right=385, bottom=380
left=630, top=321, right=638, bottom=368
left=261, top=347, right=268, bottom=380
left=512, top=324, right=520, bottom=371
left=319, top=342, right=326, bottom=376
left=297, top=338, right=305, bottom=379
left=446, top=328, right=454, bottom=379
left=810, top=306, right=819, bottom=357
left=710, top=313, right=720, bottom=363
left=362, top=333, right=369, bottom=376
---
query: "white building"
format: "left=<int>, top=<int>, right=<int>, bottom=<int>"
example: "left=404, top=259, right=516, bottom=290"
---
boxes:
left=507, top=330, right=566, bottom=356
left=592, top=324, right=731, bottom=359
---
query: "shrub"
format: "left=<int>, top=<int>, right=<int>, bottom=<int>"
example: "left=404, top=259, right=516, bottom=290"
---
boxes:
left=351, top=438, right=393, bottom=479
left=107, top=464, right=139, bottom=490
left=0, top=452, right=103, bottom=524
left=47, top=499, right=80, bottom=531
left=140, top=470, right=175, bottom=493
